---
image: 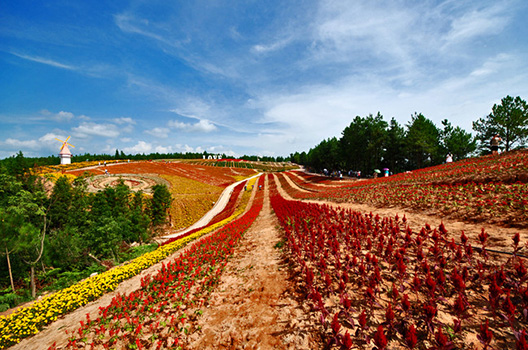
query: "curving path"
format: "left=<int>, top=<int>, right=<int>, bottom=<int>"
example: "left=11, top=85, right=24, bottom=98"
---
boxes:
left=160, top=173, right=262, bottom=241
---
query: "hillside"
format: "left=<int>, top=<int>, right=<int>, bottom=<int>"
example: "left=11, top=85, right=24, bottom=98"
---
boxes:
left=2, top=153, right=528, bottom=349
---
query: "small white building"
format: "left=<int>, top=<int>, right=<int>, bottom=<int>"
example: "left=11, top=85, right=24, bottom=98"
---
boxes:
left=59, top=144, right=72, bottom=165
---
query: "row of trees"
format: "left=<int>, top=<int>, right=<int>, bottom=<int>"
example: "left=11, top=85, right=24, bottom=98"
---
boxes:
left=0, top=153, right=172, bottom=300
left=291, top=95, right=528, bottom=174
left=0, top=150, right=288, bottom=170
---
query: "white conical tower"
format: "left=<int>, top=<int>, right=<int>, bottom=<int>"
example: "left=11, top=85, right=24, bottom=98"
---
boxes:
left=56, top=136, right=75, bottom=165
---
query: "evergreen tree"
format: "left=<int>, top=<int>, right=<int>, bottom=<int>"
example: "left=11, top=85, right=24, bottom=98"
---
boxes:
left=405, top=113, right=441, bottom=169
left=340, top=113, right=388, bottom=173
left=440, top=120, right=476, bottom=161
left=149, top=184, right=172, bottom=227
left=473, top=95, right=528, bottom=153
left=383, top=118, right=407, bottom=173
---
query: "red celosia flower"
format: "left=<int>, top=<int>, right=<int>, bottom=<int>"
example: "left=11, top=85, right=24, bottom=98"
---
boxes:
left=405, top=324, right=418, bottom=348
left=373, top=325, right=387, bottom=350
left=424, top=302, right=437, bottom=323
left=342, top=331, right=353, bottom=349
left=513, top=233, right=521, bottom=248
left=478, top=319, right=493, bottom=346
left=331, top=312, right=341, bottom=334
left=358, top=309, right=367, bottom=329
left=435, top=326, right=449, bottom=347
left=453, top=293, right=466, bottom=315
left=402, top=294, right=411, bottom=312
left=461, top=231, right=468, bottom=245
left=385, top=302, right=395, bottom=324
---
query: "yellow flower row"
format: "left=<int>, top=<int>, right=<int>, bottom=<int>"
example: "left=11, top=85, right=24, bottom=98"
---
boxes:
left=39, top=172, right=77, bottom=183
left=0, top=202, right=249, bottom=349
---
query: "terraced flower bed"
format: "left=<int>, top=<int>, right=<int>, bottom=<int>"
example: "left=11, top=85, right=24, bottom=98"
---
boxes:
left=48, top=176, right=266, bottom=350
left=279, top=151, right=528, bottom=228
left=269, top=177, right=528, bottom=349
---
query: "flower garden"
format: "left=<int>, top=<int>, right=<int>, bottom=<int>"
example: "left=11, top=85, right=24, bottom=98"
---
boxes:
left=269, top=174, right=528, bottom=349
left=1, top=151, right=527, bottom=349
left=279, top=150, right=528, bottom=228
left=45, top=176, right=265, bottom=350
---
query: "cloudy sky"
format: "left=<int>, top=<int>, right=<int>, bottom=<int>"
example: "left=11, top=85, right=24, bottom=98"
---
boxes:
left=1, top=0, right=527, bottom=159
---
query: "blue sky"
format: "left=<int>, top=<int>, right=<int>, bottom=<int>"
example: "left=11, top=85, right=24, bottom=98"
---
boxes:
left=1, top=0, right=528, bottom=159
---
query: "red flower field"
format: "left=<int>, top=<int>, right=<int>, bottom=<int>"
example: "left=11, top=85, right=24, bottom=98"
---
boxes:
left=4, top=152, right=528, bottom=350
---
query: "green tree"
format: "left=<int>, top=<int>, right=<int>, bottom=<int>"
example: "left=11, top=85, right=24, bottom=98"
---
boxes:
left=149, top=184, right=172, bottom=227
left=128, top=192, right=151, bottom=243
left=340, top=113, right=388, bottom=173
left=307, top=137, right=341, bottom=172
left=473, top=95, right=528, bottom=153
left=4, top=189, right=48, bottom=298
left=383, top=118, right=407, bottom=173
left=405, top=113, right=441, bottom=169
left=440, top=120, right=476, bottom=161
left=47, top=176, right=73, bottom=230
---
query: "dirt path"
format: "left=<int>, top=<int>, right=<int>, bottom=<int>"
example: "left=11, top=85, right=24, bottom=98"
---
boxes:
left=185, top=176, right=322, bottom=349
left=161, top=173, right=261, bottom=241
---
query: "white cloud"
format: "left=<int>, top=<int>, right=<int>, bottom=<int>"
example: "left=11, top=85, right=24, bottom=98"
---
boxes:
left=55, top=111, right=74, bottom=122
left=168, top=119, right=217, bottom=133
left=40, top=110, right=76, bottom=122
left=145, top=127, right=170, bottom=138
left=4, top=138, right=39, bottom=149
left=113, top=117, right=136, bottom=125
left=252, top=37, right=293, bottom=54
left=10, top=52, right=76, bottom=70
left=122, top=141, right=153, bottom=154
left=72, top=122, right=121, bottom=138
left=443, top=5, right=510, bottom=44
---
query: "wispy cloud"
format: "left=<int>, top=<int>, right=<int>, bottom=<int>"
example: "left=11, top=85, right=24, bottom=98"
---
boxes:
left=72, top=122, right=121, bottom=139
left=145, top=127, right=170, bottom=138
left=10, top=52, right=76, bottom=70
left=168, top=119, right=217, bottom=133
left=443, top=4, right=511, bottom=44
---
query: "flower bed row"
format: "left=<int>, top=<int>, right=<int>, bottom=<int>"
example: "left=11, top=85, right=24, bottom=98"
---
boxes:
left=0, top=176, right=261, bottom=349
left=48, top=175, right=266, bottom=349
left=160, top=176, right=259, bottom=248
left=269, top=177, right=528, bottom=349
left=279, top=170, right=528, bottom=228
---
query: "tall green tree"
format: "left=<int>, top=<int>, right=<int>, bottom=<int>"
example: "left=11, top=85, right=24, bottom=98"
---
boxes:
left=339, top=113, right=388, bottom=173
left=405, top=113, right=441, bottom=169
left=473, top=95, right=528, bottom=153
left=440, top=120, right=476, bottom=161
left=47, top=176, right=72, bottom=230
left=383, top=118, right=407, bottom=173
left=0, top=174, right=24, bottom=292
left=149, top=184, right=172, bottom=227
left=307, top=137, right=341, bottom=172
left=5, top=189, right=48, bottom=298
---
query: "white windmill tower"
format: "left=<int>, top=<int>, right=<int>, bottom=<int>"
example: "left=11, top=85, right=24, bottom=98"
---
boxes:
left=55, top=136, right=75, bottom=165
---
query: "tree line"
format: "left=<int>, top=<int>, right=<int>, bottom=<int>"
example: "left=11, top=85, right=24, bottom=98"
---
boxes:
left=290, top=95, right=528, bottom=175
left=0, top=153, right=172, bottom=309
left=0, top=150, right=288, bottom=170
